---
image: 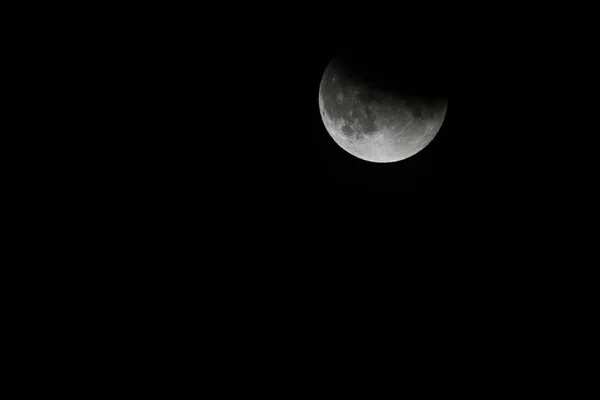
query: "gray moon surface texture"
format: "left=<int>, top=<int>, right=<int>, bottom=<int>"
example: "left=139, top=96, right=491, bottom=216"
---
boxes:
left=319, top=58, right=448, bottom=163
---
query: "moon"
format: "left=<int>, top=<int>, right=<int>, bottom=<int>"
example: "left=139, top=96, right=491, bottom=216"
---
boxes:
left=319, top=56, right=448, bottom=163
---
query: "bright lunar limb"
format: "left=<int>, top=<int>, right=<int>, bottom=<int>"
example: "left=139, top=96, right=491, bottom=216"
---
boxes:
left=319, top=58, right=448, bottom=163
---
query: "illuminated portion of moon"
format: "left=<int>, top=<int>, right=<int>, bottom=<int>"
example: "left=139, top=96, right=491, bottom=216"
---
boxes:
left=318, top=60, right=448, bottom=163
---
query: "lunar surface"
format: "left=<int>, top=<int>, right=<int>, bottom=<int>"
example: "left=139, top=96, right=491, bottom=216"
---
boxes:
left=319, top=56, right=448, bottom=163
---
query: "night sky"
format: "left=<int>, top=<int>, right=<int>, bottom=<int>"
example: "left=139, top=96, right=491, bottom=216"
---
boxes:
left=134, top=4, right=554, bottom=240
left=57, top=3, right=589, bottom=346
left=77, top=3, right=589, bottom=300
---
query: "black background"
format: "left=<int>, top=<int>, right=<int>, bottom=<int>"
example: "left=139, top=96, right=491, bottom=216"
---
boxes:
left=148, top=7, right=503, bottom=209
left=148, top=9, right=476, bottom=190
left=16, top=4, right=596, bottom=355
left=75, top=3, right=591, bottom=262
left=10, top=4, right=596, bottom=374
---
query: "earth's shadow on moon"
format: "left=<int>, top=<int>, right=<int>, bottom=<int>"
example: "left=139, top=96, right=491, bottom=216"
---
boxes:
left=329, top=50, right=449, bottom=108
